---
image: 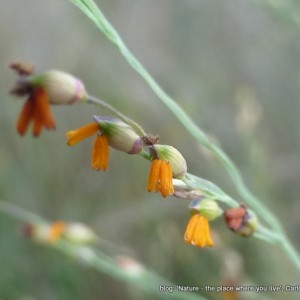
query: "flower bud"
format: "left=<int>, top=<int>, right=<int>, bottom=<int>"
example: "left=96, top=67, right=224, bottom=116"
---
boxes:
left=189, top=197, right=222, bottom=221
left=62, top=222, right=98, bottom=244
left=93, top=116, right=142, bottom=154
left=30, top=70, right=88, bottom=105
left=116, top=256, right=145, bottom=277
left=23, top=222, right=54, bottom=244
left=172, top=179, right=203, bottom=199
left=236, top=210, right=258, bottom=237
left=151, top=144, right=187, bottom=178
left=224, top=205, right=258, bottom=237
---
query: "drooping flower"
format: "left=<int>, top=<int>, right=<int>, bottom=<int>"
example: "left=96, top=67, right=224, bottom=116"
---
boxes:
left=10, top=62, right=88, bottom=136
left=66, top=117, right=142, bottom=171
left=184, top=214, right=214, bottom=248
left=147, top=159, right=174, bottom=197
left=147, top=144, right=187, bottom=198
left=67, top=122, right=109, bottom=171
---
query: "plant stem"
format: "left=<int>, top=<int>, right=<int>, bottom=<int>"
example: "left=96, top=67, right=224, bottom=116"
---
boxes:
left=0, top=199, right=44, bottom=224
left=87, top=95, right=146, bottom=136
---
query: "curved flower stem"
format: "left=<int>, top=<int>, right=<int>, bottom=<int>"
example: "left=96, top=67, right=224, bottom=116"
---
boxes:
left=87, top=95, right=146, bottom=137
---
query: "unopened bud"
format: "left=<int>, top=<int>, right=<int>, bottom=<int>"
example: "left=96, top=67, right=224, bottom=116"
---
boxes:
left=23, top=223, right=53, bottom=244
left=189, top=197, right=222, bottom=221
left=116, top=256, right=145, bottom=277
left=172, top=179, right=203, bottom=199
left=224, top=205, right=258, bottom=237
left=63, top=223, right=98, bottom=244
left=31, top=70, right=88, bottom=105
left=151, top=144, right=187, bottom=178
left=93, top=116, right=142, bottom=154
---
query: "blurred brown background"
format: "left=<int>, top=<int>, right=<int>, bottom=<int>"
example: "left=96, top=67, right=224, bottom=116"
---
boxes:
left=1, top=0, right=300, bottom=299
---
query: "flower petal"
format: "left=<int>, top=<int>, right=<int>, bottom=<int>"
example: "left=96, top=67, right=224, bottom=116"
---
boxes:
left=34, top=87, right=56, bottom=130
left=147, top=159, right=162, bottom=192
left=159, top=161, right=174, bottom=197
left=16, top=97, right=34, bottom=136
left=92, top=134, right=109, bottom=171
left=67, top=123, right=99, bottom=146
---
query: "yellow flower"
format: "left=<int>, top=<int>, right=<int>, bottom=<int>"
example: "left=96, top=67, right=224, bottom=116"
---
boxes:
left=184, top=214, right=214, bottom=248
left=66, top=122, right=109, bottom=171
left=147, top=159, right=174, bottom=197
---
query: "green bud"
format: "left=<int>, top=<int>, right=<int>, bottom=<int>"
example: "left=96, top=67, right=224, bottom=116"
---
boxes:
left=93, top=116, right=142, bottom=154
left=189, top=197, right=223, bottom=221
left=63, top=223, right=98, bottom=244
left=31, top=70, right=88, bottom=105
left=152, top=144, right=187, bottom=178
left=23, top=223, right=52, bottom=244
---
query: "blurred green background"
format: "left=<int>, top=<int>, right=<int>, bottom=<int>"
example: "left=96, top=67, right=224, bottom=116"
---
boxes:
left=1, top=0, right=300, bottom=299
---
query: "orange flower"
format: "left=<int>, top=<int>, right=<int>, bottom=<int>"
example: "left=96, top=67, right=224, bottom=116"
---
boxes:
left=10, top=62, right=88, bottom=137
left=49, top=221, right=66, bottom=243
left=67, top=123, right=99, bottom=145
left=147, top=159, right=174, bottom=197
left=92, top=134, right=109, bottom=170
left=184, top=214, right=214, bottom=248
left=16, top=87, right=56, bottom=136
left=66, top=122, right=109, bottom=171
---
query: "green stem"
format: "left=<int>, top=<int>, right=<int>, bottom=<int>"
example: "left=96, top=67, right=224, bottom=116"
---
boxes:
left=0, top=199, right=44, bottom=224
left=87, top=95, right=146, bottom=136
